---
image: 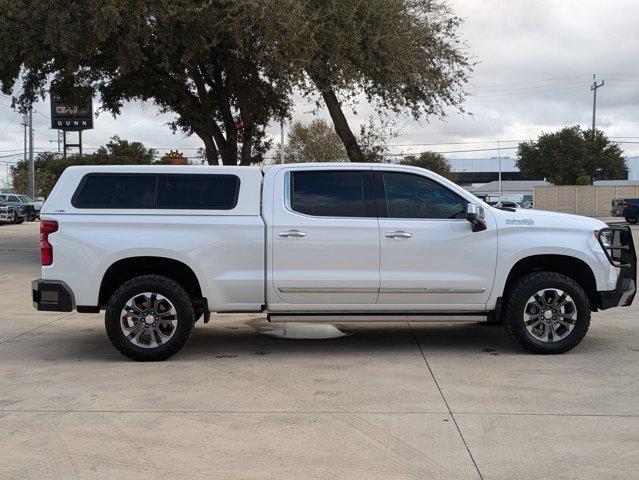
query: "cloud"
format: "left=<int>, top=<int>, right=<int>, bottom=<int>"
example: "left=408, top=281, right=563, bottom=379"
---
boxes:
left=0, top=0, right=637, bottom=185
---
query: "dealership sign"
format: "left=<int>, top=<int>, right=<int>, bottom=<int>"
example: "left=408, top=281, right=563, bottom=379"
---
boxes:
left=50, top=95, right=94, bottom=131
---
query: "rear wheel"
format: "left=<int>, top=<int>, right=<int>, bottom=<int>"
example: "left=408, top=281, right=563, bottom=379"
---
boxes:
left=502, top=272, right=590, bottom=354
left=625, top=217, right=636, bottom=224
left=105, top=275, right=195, bottom=361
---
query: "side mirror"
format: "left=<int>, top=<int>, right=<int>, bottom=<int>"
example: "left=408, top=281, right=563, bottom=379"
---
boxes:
left=466, top=203, right=487, bottom=232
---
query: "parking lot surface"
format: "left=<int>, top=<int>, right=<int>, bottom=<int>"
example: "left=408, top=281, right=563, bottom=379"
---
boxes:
left=1, top=222, right=638, bottom=479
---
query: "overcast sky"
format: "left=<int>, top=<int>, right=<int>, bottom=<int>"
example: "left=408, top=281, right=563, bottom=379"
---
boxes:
left=1, top=0, right=638, bottom=185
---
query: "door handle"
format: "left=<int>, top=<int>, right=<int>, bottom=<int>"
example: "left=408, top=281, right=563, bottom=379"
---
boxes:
left=278, top=230, right=306, bottom=238
left=385, top=230, right=413, bottom=239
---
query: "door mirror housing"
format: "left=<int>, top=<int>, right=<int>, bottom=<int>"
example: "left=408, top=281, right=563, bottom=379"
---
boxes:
left=466, top=203, right=487, bottom=232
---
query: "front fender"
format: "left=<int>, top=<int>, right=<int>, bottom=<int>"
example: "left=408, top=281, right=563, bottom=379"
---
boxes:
left=488, top=225, right=617, bottom=308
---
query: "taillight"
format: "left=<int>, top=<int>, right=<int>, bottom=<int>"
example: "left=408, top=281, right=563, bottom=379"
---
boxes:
left=40, top=220, right=58, bottom=266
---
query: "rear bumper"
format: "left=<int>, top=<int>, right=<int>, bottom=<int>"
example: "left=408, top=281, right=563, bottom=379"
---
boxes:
left=32, top=279, right=74, bottom=312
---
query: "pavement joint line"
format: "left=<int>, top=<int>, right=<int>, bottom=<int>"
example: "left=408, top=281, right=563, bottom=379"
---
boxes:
left=408, top=321, right=485, bottom=480
left=0, top=410, right=450, bottom=414
left=0, top=410, right=638, bottom=416
left=0, top=312, right=73, bottom=346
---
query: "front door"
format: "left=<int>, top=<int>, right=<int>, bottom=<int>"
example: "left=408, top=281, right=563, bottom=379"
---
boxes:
left=270, top=168, right=380, bottom=307
left=375, top=169, right=498, bottom=309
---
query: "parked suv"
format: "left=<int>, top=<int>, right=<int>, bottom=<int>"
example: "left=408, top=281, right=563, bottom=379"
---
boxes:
left=0, top=205, right=14, bottom=224
left=32, top=164, right=636, bottom=360
left=0, top=196, right=25, bottom=224
left=0, top=194, right=40, bottom=221
left=619, top=199, right=639, bottom=224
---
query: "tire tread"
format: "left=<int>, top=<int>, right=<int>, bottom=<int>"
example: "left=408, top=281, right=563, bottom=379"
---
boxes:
left=105, top=274, right=195, bottom=361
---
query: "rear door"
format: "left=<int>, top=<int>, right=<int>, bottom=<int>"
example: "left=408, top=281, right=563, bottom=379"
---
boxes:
left=375, top=168, right=498, bottom=309
left=270, top=168, right=380, bottom=306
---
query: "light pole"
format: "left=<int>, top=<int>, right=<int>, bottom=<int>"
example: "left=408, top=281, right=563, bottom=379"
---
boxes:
left=280, top=119, right=285, bottom=164
left=497, top=139, right=502, bottom=204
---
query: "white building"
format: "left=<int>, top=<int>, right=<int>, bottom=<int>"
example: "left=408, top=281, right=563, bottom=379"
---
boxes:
left=466, top=180, right=551, bottom=205
left=447, top=155, right=639, bottom=185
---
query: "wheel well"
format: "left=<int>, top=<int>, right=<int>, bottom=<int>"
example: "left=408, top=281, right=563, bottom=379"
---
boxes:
left=99, top=257, right=203, bottom=308
left=504, top=255, right=598, bottom=309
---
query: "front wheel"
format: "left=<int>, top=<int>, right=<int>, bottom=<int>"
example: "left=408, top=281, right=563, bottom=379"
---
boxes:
left=502, top=272, right=590, bottom=354
left=105, top=275, right=195, bottom=361
left=625, top=217, right=637, bottom=224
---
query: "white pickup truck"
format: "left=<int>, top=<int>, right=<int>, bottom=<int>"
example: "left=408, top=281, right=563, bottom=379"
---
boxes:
left=32, top=163, right=636, bottom=361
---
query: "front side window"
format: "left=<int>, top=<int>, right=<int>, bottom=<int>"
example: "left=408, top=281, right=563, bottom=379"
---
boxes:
left=290, top=170, right=372, bottom=217
left=382, top=172, right=466, bottom=219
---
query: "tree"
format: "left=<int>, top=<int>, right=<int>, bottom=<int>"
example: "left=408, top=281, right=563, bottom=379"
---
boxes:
left=0, top=1, right=470, bottom=165
left=516, top=126, right=627, bottom=185
left=91, top=136, right=157, bottom=165
left=0, top=1, right=290, bottom=166
left=401, top=152, right=457, bottom=181
left=11, top=137, right=158, bottom=196
left=357, top=118, right=400, bottom=163
left=257, top=0, right=472, bottom=161
left=283, top=120, right=348, bottom=163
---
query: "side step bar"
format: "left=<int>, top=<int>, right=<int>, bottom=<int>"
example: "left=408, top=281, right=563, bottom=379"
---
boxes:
left=268, top=312, right=487, bottom=323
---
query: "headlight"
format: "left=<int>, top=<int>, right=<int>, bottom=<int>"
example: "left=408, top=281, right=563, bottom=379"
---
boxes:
left=595, top=229, right=614, bottom=247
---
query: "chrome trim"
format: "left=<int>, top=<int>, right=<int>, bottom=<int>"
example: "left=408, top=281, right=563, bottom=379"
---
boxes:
left=385, top=231, right=413, bottom=239
left=380, top=287, right=486, bottom=294
left=278, top=230, right=306, bottom=238
left=269, top=314, right=487, bottom=323
left=277, top=287, right=379, bottom=294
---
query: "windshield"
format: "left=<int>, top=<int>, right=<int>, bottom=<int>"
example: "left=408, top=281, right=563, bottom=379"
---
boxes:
left=18, top=195, right=33, bottom=202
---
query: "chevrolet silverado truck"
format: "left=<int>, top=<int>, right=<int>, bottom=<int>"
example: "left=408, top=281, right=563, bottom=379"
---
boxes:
left=32, top=164, right=636, bottom=361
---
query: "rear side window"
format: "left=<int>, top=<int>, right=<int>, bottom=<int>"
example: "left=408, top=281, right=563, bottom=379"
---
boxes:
left=290, top=170, right=374, bottom=217
left=72, top=174, right=240, bottom=209
left=157, top=175, right=239, bottom=209
left=73, top=175, right=156, bottom=208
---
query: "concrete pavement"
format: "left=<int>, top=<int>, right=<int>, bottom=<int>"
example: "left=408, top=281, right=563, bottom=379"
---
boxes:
left=0, top=221, right=637, bottom=479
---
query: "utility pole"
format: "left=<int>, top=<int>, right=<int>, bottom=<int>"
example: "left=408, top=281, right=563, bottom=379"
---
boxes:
left=28, top=108, right=34, bottom=198
left=279, top=119, right=285, bottom=164
left=591, top=74, right=604, bottom=133
left=22, top=113, right=28, bottom=165
left=497, top=139, right=502, bottom=204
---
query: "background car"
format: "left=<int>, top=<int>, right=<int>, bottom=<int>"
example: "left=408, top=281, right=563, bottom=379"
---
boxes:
left=611, top=198, right=625, bottom=217
left=0, top=205, right=14, bottom=224
left=0, top=198, right=25, bottom=224
left=0, top=194, right=38, bottom=221
left=621, top=199, right=639, bottom=224
left=495, top=201, right=521, bottom=209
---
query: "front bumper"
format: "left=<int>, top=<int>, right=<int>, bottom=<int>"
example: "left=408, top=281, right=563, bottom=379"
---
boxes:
left=597, top=226, right=637, bottom=310
left=32, top=279, right=74, bottom=312
left=0, top=208, right=12, bottom=222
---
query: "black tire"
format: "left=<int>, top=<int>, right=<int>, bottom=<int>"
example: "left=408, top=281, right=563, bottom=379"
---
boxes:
left=625, top=217, right=637, bottom=224
left=502, top=272, right=590, bottom=354
left=105, top=275, right=195, bottom=361
left=14, top=218, right=24, bottom=224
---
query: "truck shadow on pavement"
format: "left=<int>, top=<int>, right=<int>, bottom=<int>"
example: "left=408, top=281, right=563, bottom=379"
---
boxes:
left=52, top=319, right=609, bottom=362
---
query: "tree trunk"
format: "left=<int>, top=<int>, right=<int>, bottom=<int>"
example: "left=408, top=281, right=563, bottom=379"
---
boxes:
left=320, top=87, right=364, bottom=162
left=201, top=135, right=219, bottom=165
